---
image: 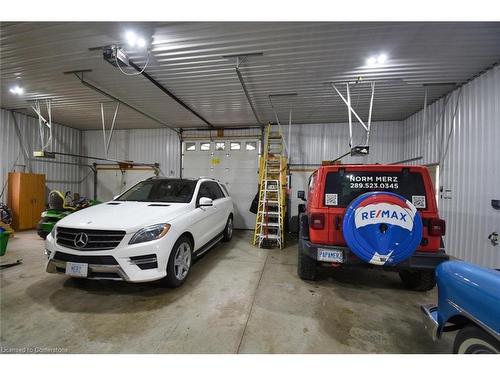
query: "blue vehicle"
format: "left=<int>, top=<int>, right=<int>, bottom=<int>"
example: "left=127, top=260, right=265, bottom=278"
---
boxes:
left=421, top=260, right=500, bottom=353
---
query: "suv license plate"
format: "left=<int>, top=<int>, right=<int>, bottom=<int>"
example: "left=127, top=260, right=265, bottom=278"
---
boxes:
left=65, top=262, right=88, bottom=277
left=318, top=249, right=344, bottom=263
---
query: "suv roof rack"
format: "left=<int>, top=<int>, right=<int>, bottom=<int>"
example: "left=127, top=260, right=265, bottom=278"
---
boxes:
left=199, top=176, right=228, bottom=184
left=146, top=176, right=198, bottom=180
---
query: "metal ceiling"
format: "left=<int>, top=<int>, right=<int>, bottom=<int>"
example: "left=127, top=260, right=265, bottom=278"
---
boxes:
left=1, top=22, right=500, bottom=130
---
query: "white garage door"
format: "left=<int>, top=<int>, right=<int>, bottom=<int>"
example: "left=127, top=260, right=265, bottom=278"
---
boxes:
left=182, top=139, right=260, bottom=230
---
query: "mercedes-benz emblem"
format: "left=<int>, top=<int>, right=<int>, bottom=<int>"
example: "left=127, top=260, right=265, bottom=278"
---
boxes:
left=74, top=232, right=88, bottom=248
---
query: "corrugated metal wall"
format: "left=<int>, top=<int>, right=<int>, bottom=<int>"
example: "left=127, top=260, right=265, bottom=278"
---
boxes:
left=286, top=121, right=403, bottom=165
left=402, top=65, right=500, bottom=268
left=0, top=108, right=83, bottom=202
left=283, top=121, right=404, bottom=222
left=80, top=128, right=180, bottom=197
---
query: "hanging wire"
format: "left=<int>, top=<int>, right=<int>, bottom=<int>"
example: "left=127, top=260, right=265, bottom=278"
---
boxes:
left=115, top=48, right=150, bottom=76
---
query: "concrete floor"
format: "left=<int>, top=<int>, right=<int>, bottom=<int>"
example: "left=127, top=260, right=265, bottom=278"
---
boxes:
left=0, top=230, right=454, bottom=353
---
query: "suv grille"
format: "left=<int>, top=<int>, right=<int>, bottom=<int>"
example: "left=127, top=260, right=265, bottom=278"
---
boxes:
left=53, top=252, right=118, bottom=265
left=56, top=227, right=125, bottom=251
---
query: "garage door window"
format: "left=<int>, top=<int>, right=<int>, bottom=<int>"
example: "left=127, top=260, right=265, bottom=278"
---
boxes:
left=230, top=142, right=241, bottom=150
left=215, top=142, right=225, bottom=151
left=185, top=142, right=196, bottom=151
left=246, top=141, right=257, bottom=151
left=200, top=142, right=211, bottom=151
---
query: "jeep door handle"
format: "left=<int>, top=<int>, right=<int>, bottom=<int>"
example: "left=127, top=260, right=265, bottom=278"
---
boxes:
left=335, top=216, right=342, bottom=230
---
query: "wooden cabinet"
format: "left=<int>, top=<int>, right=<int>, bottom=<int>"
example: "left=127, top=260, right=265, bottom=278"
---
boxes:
left=8, top=172, right=46, bottom=231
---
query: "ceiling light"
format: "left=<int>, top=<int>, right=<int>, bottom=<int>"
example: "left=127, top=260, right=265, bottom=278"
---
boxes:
left=126, top=31, right=138, bottom=47
left=9, top=85, right=24, bottom=95
left=366, top=57, right=377, bottom=66
left=377, top=53, right=388, bottom=64
left=125, top=31, right=147, bottom=48
left=137, top=38, right=146, bottom=48
left=366, top=53, right=388, bottom=67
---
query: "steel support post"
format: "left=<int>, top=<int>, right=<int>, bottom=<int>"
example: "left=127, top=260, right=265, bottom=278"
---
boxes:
left=366, top=82, right=375, bottom=146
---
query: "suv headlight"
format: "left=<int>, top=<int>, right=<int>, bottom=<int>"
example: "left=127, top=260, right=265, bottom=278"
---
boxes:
left=50, top=225, right=57, bottom=239
left=129, top=224, right=170, bottom=245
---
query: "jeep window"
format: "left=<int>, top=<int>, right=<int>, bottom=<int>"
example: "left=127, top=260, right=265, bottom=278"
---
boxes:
left=324, top=170, right=427, bottom=209
left=308, top=171, right=318, bottom=191
left=117, top=179, right=197, bottom=203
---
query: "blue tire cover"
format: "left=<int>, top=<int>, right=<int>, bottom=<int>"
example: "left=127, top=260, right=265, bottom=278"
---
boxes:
left=342, top=192, right=423, bottom=265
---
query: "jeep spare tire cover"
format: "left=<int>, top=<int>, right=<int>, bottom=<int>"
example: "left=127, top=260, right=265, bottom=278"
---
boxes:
left=342, top=192, right=423, bottom=265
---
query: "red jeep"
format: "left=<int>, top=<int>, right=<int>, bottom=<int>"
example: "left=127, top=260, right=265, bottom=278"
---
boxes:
left=297, top=164, right=449, bottom=291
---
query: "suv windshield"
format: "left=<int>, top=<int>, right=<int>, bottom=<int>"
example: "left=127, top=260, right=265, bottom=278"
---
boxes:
left=324, top=170, right=428, bottom=209
left=116, top=179, right=197, bottom=203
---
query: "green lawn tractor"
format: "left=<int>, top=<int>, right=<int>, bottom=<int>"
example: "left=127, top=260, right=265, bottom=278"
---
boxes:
left=37, top=190, right=101, bottom=239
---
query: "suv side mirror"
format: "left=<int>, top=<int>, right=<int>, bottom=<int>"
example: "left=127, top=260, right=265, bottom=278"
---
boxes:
left=297, top=190, right=306, bottom=201
left=199, top=197, right=213, bottom=207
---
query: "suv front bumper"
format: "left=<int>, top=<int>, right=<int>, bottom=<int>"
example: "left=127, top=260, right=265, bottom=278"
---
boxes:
left=299, top=238, right=449, bottom=270
left=46, top=258, right=128, bottom=280
left=44, top=229, right=180, bottom=283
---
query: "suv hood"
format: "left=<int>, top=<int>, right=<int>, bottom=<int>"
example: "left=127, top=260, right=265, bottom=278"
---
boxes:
left=55, top=201, right=191, bottom=233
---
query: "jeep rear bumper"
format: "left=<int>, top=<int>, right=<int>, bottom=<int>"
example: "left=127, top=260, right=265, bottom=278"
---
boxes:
left=299, top=238, right=449, bottom=270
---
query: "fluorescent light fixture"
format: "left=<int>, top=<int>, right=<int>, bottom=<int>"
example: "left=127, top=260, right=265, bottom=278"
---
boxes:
left=377, top=53, right=388, bottom=64
left=9, top=85, right=24, bottom=95
left=125, top=31, right=147, bottom=48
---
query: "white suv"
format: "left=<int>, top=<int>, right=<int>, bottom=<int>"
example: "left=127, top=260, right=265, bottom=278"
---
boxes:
left=45, top=177, right=234, bottom=287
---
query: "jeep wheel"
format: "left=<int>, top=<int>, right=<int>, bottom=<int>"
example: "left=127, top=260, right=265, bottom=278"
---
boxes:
left=162, top=236, right=193, bottom=288
left=222, top=215, right=233, bottom=242
left=453, top=325, right=500, bottom=354
left=298, top=251, right=318, bottom=280
left=398, top=269, right=436, bottom=291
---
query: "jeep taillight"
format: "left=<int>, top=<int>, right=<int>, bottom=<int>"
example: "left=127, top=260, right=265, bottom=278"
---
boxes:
left=428, top=218, right=446, bottom=236
left=310, top=214, right=325, bottom=230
